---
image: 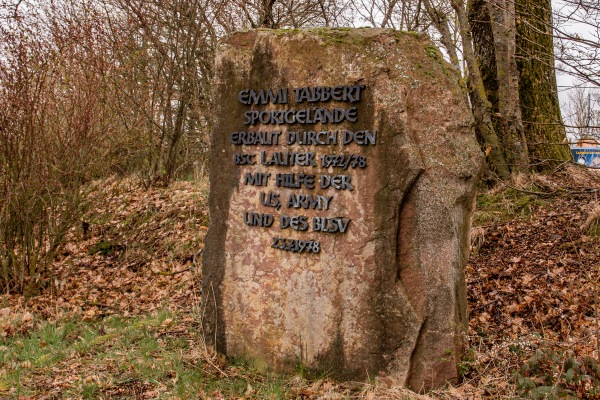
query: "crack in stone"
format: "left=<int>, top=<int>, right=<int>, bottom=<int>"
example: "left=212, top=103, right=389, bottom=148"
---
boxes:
left=405, top=316, right=428, bottom=387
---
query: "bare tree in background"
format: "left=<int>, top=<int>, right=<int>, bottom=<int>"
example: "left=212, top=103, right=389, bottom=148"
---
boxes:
left=554, top=0, right=600, bottom=88
left=352, top=0, right=570, bottom=176
left=0, top=0, right=118, bottom=292
left=468, top=0, right=571, bottom=173
left=213, top=0, right=351, bottom=31
left=452, top=0, right=511, bottom=178
left=553, top=1, right=600, bottom=147
left=106, top=0, right=215, bottom=185
left=350, top=0, right=428, bottom=30
left=564, top=88, right=600, bottom=141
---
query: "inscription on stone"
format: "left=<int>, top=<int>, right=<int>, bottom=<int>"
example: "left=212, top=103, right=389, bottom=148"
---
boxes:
left=203, top=29, right=484, bottom=391
left=233, top=85, right=375, bottom=252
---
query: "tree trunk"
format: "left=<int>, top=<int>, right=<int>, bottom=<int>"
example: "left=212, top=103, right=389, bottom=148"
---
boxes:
left=258, top=0, right=277, bottom=28
left=452, top=0, right=511, bottom=180
left=516, top=0, right=571, bottom=166
left=486, top=0, right=529, bottom=172
left=469, top=0, right=569, bottom=173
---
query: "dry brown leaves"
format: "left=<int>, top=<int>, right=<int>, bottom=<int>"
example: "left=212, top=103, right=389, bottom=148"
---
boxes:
left=0, top=177, right=208, bottom=335
left=1, top=165, right=600, bottom=399
left=461, top=165, right=600, bottom=398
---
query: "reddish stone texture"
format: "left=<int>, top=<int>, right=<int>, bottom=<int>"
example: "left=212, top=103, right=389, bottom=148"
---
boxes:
left=202, top=28, right=483, bottom=391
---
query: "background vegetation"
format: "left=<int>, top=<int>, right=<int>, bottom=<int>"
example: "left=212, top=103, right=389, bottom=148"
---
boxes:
left=1, top=0, right=600, bottom=397
left=1, top=0, right=597, bottom=292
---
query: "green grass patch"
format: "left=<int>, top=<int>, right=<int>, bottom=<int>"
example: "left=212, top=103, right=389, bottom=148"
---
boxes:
left=89, top=240, right=125, bottom=256
left=474, top=186, right=548, bottom=226
left=0, top=310, right=293, bottom=399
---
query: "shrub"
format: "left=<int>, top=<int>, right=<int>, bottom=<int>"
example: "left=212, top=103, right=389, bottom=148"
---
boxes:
left=514, top=348, right=600, bottom=399
left=0, top=2, right=114, bottom=292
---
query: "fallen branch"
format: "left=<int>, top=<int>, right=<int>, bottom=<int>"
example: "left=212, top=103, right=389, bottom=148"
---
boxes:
left=154, top=268, right=191, bottom=276
left=506, top=185, right=599, bottom=197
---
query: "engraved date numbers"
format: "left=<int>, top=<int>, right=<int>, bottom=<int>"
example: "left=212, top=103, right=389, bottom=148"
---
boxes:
left=321, top=154, right=367, bottom=170
left=271, top=237, right=320, bottom=253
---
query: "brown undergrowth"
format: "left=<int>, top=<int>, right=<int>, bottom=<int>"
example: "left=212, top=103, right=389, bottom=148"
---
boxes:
left=1, top=165, right=600, bottom=399
left=1, top=177, right=208, bottom=325
left=455, top=164, right=600, bottom=399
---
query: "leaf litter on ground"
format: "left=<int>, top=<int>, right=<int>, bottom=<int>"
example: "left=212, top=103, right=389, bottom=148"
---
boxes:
left=1, top=164, right=600, bottom=399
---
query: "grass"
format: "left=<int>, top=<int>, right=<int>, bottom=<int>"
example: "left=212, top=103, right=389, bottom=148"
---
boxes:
left=0, top=310, right=295, bottom=399
left=474, top=185, right=548, bottom=226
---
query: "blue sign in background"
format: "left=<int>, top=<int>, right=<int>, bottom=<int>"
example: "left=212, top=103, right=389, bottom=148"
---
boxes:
left=572, top=148, right=600, bottom=168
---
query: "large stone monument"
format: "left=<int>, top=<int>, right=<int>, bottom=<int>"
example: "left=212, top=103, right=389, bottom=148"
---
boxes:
left=202, top=28, right=483, bottom=390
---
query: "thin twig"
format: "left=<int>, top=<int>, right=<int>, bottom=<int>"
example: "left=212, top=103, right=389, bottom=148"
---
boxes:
left=154, top=267, right=191, bottom=276
left=84, top=301, right=120, bottom=311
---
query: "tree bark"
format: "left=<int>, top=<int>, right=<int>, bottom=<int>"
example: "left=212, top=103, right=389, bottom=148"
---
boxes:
left=451, top=0, right=511, bottom=179
left=469, top=0, right=569, bottom=173
left=258, top=0, right=277, bottom=28
left=485, top=0, right=529, bottom=172
left=516, top=0, right=571, bottom=166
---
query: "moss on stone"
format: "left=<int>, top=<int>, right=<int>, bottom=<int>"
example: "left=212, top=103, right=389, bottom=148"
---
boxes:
left=401, top=30, right=423, bottom=38
left=424, top=45, right=440, bottom=60
left=307, top=28, right=367, bottom=46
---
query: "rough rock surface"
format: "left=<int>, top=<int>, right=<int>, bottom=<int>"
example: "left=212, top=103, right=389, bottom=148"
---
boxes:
left=202, top=28, right=483, bottom=391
